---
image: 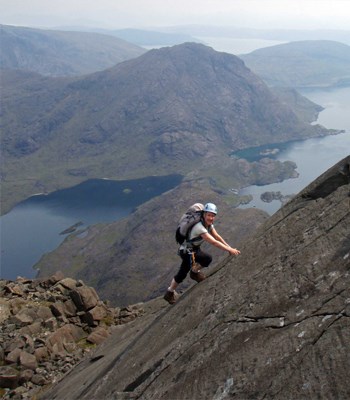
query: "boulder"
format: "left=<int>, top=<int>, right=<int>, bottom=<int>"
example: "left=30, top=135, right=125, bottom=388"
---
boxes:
left=8, top=297, right=26, bottom=314
left=59, top=278, right=78, bottom=291
left=4, top=283, right=24, bottom=296
left=86, top=304, right=109, bottom=322
left=50, top=301, right=66, bottom=318
left=4, top=337, right=25, bottom=353
left=40, top=271, right=65, bottom=288
left=18, top=369, right=34, bottom=384
left=5, top=348, right=21, bottom=364
left=36, top=306, right=53, bottom=320
left=86, top=327, right=110, bottom=345
left=46, top=324, right=86, bottom=354
left=70, top=286, right=99, bottom=311
left=43, top=317, right=58, bottom=331
left=63, top=299, right=78, bottom=317
left=19, top=351, right=37, bottom=370
left=31, top=374, right=49, bottom=386
left=11, top=308, right=36, bottom=326
left=19, top=321, right=42, bottom=335
left=34, top=347, right=49, bottom=362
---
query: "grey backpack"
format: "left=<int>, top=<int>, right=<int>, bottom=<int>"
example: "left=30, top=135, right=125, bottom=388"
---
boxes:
left=175, top=203, right=204, bottom=244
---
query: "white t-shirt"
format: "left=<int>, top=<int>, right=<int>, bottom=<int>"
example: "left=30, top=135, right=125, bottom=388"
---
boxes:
left=187, top=221, right=213, bottom=247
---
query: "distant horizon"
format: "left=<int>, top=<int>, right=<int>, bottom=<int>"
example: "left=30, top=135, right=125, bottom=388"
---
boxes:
left=3, top=22, right=349, bottom=49
left=2, top=21, right=350, bottom=34
left=2, top=0, right=350, bottom=32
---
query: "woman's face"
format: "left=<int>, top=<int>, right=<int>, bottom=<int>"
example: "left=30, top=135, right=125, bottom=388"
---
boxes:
left=203, top=211, right=216, bottom=226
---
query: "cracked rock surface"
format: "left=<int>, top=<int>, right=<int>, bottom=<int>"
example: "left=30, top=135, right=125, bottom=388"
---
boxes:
left=41, top=156, right=350, bottom=400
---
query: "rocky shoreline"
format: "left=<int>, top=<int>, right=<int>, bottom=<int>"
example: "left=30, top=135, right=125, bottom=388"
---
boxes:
left=0, top=272, right=144, bottom=399
left=260, top=190, right=295, bottom=204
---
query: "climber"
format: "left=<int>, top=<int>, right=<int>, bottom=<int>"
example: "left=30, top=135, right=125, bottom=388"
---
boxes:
left=164, top=202, right=240, bottom=304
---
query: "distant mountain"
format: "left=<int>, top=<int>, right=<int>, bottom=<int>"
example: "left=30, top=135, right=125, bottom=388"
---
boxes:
left=160, top=25, right=350, bottom=45
left=2, top=42, right=330, bottom=213
left=240, top=40, right=350, bottom=88
left=56, top=27, right=202, bottom=46
left=110, top=28, right=202, bottom=46
left=0, top=24, right=146, bottom=77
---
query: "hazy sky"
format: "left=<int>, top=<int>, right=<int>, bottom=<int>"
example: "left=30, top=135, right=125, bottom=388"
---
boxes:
left=1, top=0, right=350, bottom=31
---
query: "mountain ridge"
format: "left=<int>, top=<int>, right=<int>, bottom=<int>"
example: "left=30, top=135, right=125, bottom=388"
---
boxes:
left=2, top=42, right=331, bottom=214
left=0, top=24, right=146, bottom=77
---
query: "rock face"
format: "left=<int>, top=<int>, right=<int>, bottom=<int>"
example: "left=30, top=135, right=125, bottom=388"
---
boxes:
left=41, top=155, right=350, bottom=400
left=0, top=273, right=144, bottom=399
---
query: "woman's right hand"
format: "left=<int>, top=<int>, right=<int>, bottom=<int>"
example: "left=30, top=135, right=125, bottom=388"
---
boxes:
left=229, top=247, right=240, bottom=256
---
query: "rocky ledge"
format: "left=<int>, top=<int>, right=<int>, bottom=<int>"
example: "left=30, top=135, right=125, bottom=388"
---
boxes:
left=0, top=272, right=144, bottom=399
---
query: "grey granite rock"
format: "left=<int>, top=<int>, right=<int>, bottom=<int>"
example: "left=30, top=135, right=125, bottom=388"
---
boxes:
left=41, top=156, right=350, bottom=400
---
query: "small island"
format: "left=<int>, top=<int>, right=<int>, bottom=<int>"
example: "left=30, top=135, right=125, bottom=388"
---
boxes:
left=261, top=191, right=295, bottom=205
left=60, top=222, right=84, bottom=235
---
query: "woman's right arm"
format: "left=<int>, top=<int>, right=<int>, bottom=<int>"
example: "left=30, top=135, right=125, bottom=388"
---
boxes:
left=201, top=232, right=240, bottom=255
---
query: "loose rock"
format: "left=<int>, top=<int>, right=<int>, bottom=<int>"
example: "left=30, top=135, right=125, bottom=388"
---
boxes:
left=0, top=273, right=144, bottom=399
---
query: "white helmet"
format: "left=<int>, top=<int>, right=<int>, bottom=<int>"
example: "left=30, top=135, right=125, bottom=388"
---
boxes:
left=203, top=203, right=218, bottom=214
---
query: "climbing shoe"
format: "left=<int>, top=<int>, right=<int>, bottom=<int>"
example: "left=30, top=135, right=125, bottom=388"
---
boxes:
left=163, top=290, right=178, bottom=305
left=190, top=270, right=206, bottom=282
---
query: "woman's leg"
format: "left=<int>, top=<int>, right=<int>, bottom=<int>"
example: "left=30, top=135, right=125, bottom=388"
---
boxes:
left=168, top=278, right=178, bottom=291
left=164, top=252, right=191, bottom=304
left=194, top=249, right=212, bottom=269
left=173, top=251, right=192, bottom=284
left=189, top=248, right=211, bottom=282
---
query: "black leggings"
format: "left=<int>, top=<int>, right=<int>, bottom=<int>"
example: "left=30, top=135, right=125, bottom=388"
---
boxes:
left=174, top=248, right=212, bottom=284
